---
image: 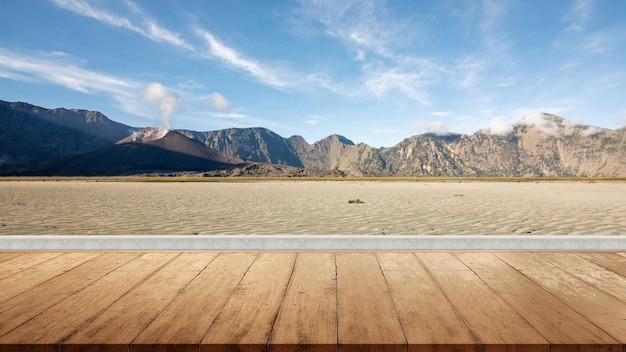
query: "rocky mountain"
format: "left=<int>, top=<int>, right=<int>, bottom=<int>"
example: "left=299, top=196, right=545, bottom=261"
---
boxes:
left=0, top=99, right=134, bottom=172
left=179, top=127, right=304, bottom=167
left=1, top=99, right=625, bottom=177
left=180, top=114, right=625, bottom=177
left=37, top=128, right=247, bottom=176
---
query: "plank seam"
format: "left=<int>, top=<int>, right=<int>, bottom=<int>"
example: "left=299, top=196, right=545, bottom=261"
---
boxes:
left=413, top=253, right=482, bottom=351
left=198, top=252, right=259, bottom=346
left=456, top=253, right=552, bottom=345
left=56, top=252, right=183, bottom=346
left=493, top=252, right=624, bottom=344
left=129, top=253, right=220, bottom=348
left=266, top=252, right=299, bottom=350
left=573, top=252, right=626, bottom=280
left=375, top=253, right=409, bottom=352
left=543, top=253, right=626, bottom=304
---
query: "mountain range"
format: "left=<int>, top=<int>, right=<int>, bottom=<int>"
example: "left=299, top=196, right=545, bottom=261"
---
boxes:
left=1, top=99, right=625, bottom=177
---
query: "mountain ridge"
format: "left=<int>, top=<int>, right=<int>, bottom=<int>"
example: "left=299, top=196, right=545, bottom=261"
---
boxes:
left=1, top=99, right=625, bottom=177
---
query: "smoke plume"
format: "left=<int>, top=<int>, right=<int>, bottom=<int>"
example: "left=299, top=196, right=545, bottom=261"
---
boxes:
left=141, top=82, right=181, bottom=130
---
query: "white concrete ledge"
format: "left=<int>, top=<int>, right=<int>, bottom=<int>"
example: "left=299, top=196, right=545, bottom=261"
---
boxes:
left=0, top=235, right=625, bottom=251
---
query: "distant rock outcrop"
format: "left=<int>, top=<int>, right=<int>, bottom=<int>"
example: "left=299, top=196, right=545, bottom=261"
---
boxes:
left=38, top=128, right=246, bottom=176
left=1, top=100, right=625, bottom=177
left=0, top=99, right=133, bottom=171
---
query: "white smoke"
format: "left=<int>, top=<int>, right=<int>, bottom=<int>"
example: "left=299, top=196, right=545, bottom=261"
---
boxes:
left=141, top=82, right=181, bottom=130
left=411, top=120, right=450, bottom=136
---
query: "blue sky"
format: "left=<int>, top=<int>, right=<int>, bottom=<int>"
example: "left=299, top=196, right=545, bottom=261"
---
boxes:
left=1, top=0, right=625, bottom=147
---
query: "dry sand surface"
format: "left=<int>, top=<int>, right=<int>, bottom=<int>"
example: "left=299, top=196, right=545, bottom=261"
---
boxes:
left=0, top=180, right=625, bottom=235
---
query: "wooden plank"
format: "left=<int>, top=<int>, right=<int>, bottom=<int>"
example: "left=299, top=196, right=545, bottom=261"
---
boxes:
left=0, top=252, right=62, bottom=281
left=576, top=252, right=626, bottom=277
left=416, top=252, right=549, bottom=352
left=0, top=252, right=139, bottom=337
left=200, top=252, right=297, bottom=352
left=270, top=252, right=337, bottom=352
left=0, top=252, right=26, bottom=264
left=62, top=252, right=217, bottom=352
left=539, top=252, right=626, bottom=301
left=377, top=252, right=476, bottom=352
left=0, top=252, right=178, bottom=352
left=0, top=252, right=100, bottom=303
left=496, top=252, right=626, bottom=343
left=336, top=252, right=406, bottom=352
left=132, top=252, right=257, bottom=352
left=457, top=252, right=621, bottom=352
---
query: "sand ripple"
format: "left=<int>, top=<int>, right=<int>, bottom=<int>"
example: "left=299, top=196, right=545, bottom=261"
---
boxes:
left=0, top=181, right=624, bottom=235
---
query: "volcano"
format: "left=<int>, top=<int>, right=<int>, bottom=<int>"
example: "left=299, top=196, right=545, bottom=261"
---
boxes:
left=38, top=128, right=247, bottom=176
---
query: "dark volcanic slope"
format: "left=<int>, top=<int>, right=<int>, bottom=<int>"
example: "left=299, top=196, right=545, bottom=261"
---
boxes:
left=38, top=129, right=246, bottom=176
left=0, top=100, right=134, bottom=171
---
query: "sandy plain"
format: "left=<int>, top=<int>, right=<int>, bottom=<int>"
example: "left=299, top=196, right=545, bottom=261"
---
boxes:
left=0, top=180, right=624, bottom=236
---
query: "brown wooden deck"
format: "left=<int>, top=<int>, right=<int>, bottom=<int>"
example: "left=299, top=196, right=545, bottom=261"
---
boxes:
left=0, top=251, right=624, bottom=352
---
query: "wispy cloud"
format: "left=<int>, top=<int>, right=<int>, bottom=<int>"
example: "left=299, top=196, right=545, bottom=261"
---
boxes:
left=305, top=115, right=322, bottom=125
left=51, top=0, right=193, bottom=51
left=202, top=92, right=231, bottom=111
left=563, top=0, right=593, bottom=32
left=51, top=0, right=298, bottom=91
left=194, top=28, right=287, bottom=89
left=294, top=0, right=442, bottom=105
left=431, top=111, right=454, bottom=117
left=0, top=48, right=138, bottom=99
left=411, top=119, right=450, bottom=135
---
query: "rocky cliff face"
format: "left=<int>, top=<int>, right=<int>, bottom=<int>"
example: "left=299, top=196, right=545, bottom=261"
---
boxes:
left=2, top=99, right=625, bottom=177
left=182, top=113, right=626, bottom=177
left=180, top=128, right=304, bottom=167
left=0, top=100, right=134, bottom=171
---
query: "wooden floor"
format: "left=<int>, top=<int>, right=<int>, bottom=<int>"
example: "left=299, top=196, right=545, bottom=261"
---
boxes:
left=0, top=252, right=624, bottom=352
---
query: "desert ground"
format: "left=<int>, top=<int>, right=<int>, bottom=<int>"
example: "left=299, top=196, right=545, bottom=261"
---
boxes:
left=0, top=180, right=624, bottom=236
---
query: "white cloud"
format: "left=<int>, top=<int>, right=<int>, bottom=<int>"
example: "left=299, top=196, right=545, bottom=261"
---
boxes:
left=0, top=48, right=139, bottom=102
left=305, top=115, right=322, bottom=125
left=294, top=0, right=442, bottom=104
left=51, top=0, right=193, bottom=51
left=487, top=116, right=514, bottom=136
left=431, top=111, right=454, bottom=117
left=141, top=82, right=182, bottom=130
left=204, top=92, right=231, bottom=111
left=582, top=126, right=602, bottom=136
left=563, top=0, right=593, bottom=32
left=209, top=112, right=248, bottom=119
left=363, top=67, right=430, bottom=105
left=194, top=28, right=287, bottom=89
left=411, top=120, right=450, bottom=135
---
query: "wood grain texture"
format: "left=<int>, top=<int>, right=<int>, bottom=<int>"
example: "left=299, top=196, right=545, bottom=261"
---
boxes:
left=377, top=252, right=477, bottom=352
left=0, top=252, right=178, bottom=352
left=0, top=253, right=27, bottom=264
left=496, top=252, right=626, bottom=343
left=62, top=253, right=217, bottom=351
left=270, top=252, right=337, bottom=352
left=0, top=252, right=100, bottom=303
left=576, top=252, right=626, bottom=277
left=200, top=252, right=297, bottom=352
left=0, top=252, right=624, bottom=352
left=0, top=252, right=138, bottom=337
left=457, top=252, right=621, bottom=352
left=336, top=252, right=406, bottom=352
left=536, top=252, right=626, bottom=302
left=417, top=252, right=549, bottom=352
left=0, top=252, right=62, bottom=280
left=132, top=252, right=257, bottom=352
